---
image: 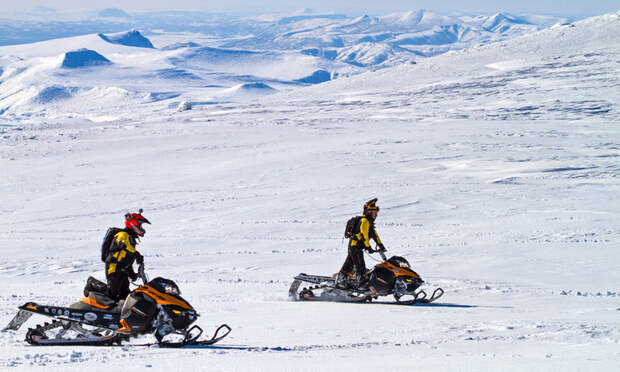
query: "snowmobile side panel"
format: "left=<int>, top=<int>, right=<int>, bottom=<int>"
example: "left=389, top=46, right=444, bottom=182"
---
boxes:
left=121, top=293, right=157, bottom=333
left=368, top=267, right=396, bottom=295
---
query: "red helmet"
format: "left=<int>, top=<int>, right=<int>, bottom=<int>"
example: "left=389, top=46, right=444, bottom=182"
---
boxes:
left=125, top=209, right=150, bottom=237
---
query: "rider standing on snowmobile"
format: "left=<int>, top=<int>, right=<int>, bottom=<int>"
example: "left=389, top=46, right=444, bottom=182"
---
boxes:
left=338, top=198, right=385, bottom=289
left=105, top=211, right=150, bottom=302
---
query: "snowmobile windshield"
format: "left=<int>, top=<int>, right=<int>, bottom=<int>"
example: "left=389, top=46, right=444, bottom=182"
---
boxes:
left=388, top=256, right=411, bottom=269
left=149, top=277, right=181, bottom=296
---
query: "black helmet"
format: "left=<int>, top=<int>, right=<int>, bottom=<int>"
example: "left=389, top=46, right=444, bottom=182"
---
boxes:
left=363, top=198, right=379, bottom=216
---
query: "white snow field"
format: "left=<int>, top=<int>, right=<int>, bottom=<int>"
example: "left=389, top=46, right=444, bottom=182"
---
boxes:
left=1, top=11, right=619, bottom=372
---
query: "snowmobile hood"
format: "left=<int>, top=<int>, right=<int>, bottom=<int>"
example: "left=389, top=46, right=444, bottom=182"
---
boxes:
left=135, top=279, right=193, bottom=311
left=376, top=256, right=422, bottom=279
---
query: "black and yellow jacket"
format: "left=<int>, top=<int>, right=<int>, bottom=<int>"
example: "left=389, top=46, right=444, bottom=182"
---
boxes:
left=349, top=217, right=383, bottom=251
left=105, top=230, right=141, bottom=278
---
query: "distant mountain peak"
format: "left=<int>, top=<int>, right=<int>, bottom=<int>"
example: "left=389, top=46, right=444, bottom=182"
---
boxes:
left=482, top=12, right=531, bottom=32
left=351, top=14, right=371, bottom=23
left=395, top=9, right=425, bottom=24
left=97, top=8, right=130, bottom=19
left=98, top=29, right=154, bottom=48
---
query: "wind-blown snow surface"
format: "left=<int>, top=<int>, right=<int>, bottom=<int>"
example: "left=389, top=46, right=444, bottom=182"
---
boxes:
left=1, top=12, right=619, bottom=372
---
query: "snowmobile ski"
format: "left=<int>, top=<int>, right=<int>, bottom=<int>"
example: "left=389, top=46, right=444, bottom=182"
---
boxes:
left=156, top=324, right=232, bottom=348
left=395, top=287, right=444, bottom=305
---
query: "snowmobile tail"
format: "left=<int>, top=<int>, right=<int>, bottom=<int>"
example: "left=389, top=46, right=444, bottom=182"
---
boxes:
left=289, top=273, right=335, bottom=299
left=3, top=309, right=33, bottom=331
left=3, top=302, right=125, bottom=346
left=7, top=302, right=120, bottom=330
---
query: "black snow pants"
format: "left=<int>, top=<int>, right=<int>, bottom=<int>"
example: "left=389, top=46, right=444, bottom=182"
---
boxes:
left=340, top=244, right=366, bottom=280
left=106, top=274, right=130, bottom=302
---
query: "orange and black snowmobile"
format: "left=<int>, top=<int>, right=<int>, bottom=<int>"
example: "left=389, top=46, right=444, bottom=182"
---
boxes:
left=289, top=248, right=443, bottom=304
left=4, top=265, right=230, bottom=347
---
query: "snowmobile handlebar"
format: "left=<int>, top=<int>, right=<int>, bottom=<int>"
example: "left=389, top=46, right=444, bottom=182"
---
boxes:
left=137, top=263, right=148, bottom=285
left=368, top=246, right=388, bottom=260
left=377, top=249, right=387, bottom=261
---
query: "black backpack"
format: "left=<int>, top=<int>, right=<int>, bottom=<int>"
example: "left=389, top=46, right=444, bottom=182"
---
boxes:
left=101, top=227, right=123, bottom=262
left=344, top=216, right=363, bottom=238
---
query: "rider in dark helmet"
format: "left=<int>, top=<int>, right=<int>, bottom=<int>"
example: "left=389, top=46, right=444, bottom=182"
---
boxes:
left=338, top=198, right=385, bottom=289
left=104, top=210, right=150, bottom=302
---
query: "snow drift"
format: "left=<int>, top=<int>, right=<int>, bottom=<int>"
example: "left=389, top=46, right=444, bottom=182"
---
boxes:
left=295, top=70, right=331, bottom=84
left=32, top=85, right=78, bottom=103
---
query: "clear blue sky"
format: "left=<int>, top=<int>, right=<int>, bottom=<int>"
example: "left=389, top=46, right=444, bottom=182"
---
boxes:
left=6, top=0, right=619, bottom=16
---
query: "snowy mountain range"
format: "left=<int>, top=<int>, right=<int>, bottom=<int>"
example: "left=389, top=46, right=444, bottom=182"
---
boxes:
left=0, top=8, right=619, bottom=372
left=0, top=9, right=570, bottom=123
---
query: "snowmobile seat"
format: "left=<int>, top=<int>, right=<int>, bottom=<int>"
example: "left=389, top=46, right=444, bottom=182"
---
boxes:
left=83, top=276, right=109, bottom=297
left=71, top=291, right=124, bottom=313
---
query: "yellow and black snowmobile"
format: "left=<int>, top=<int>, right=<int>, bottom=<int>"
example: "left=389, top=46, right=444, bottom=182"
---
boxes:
left=4, top=265, right=230, bottom=347
left=289, top=248, right=443, bottom=304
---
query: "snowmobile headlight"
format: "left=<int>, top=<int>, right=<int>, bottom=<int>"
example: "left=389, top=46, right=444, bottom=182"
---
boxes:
left=164, top=285, right=179, bottom=295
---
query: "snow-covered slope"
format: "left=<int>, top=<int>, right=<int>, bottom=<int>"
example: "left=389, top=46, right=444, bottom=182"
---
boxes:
left=0, top=9, right=571, bottom=123
left=223, top=9, right=557, bottom=63
left=0, top=30, right=344, bottom=122
left=276, top=11, right=620, bottom=122
left=0, top=11, right=618, bottom=372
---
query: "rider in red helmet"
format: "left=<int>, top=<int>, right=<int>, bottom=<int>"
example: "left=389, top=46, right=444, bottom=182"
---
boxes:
left=104, top=209, right=150, bottom=302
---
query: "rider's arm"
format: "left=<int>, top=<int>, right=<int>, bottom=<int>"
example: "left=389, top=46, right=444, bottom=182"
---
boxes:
left=127, top=265, right=137, bottom=281
left=359, top=218, right=372, bottom=250
left=371, top=228, right=384, bottom=249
